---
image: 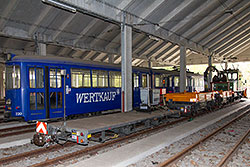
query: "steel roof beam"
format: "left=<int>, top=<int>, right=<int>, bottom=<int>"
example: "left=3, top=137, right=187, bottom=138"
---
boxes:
left=90, top=52, right=101, bottom=61
left=211, top=22, right=250, bottom=51
left=190, top=0, right=249, bottom=42
left=58, top=0, right=210, bottom=55
left=171, top=50, right=192, bottom=63
left=83, top=50, right=97, bottom=60
left=28, top=6, right=53, bottom=35
left=156, top=0, right=194, bottom=30
left=73, top=19, right=98, bottom=45
left=200, top=9, right=250, bottom=46
left=226, top=42, right=250, bottom=59
left=205, top=17, right=250, bottom=48
left=168, top=0, right=221, bottom=38
left=89, top=24, right=115, bottom=46
left=67, top=49, right=78, bottom=58
left=137, top=40, right=159, bottom=57
left=79, top=51, right=91, bottom=59
left=0, top=25, right=119, bottom=56
left=132, top=36, right=150, bottom=54
left=215, top=28, right=250, bottom=55
left=56, top=47, right=70, bottom=56
left=0, top=0, right=19, bottom=31
left=137, top=0, right=165, bottom=20
left=52, top=14, right=76, bottom=41
left=220, top=35, right=250, bottom=57
left=162, top=47, right=180, bottom=62
left=145, top=42, right=169, bottom=59
left=155, top=44, right=177, bottom=60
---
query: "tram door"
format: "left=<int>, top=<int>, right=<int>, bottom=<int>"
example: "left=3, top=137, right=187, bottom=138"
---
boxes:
left=45, top=67, right=65, bottom=119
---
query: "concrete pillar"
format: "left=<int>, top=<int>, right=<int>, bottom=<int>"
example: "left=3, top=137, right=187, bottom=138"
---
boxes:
left=108, top=54, right=114, bottom=64
left=208, top=54, right=213, bottom=90
left=37, top=43, right=46, bottom=56
left=180, top=46, right=186, bottom=92
left=121, top=13, right=132, bottom=112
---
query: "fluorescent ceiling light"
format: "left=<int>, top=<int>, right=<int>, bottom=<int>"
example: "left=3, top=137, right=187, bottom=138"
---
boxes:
left=42, top=0, right=76, bottom=13
left=149, top=35, right=160, bottom=41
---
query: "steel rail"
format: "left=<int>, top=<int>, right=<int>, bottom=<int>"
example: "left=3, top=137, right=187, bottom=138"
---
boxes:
left=0, top=142, right=76, bottom=165
left=30, top=117, right=188, bottom=167
left=0, top=124, right=35, bottom=133
left=0, top=128, right=35, bottom=138
left=0, top=117, right=187, bottom=166
left=0, top=124, right=36, bottom=138
left=158, top=109, right=250, bottom=167
left=217, top=129, right=250, bottom=167
left=0, top=101, right=246, bottom=166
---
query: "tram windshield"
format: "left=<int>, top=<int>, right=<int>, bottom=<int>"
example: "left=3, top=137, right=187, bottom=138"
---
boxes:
left=6, top=65, right=20, bottom=89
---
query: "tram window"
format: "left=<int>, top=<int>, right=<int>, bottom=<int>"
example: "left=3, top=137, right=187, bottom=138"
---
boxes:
left=163, top=78, right=168, bottom=87
left=92, top=70, right=108, bottom=87
left=71, top=69, right=91, bottom=88
left=142, top=74, right=147, bottom=87
left=29, top=68, right=44, bottom=88
left=199, top=78, right=203, bottom=87
left=58, top=92, right=63, bottom=108
left=133, top=74, right=139, bottom=88
left=50, top=92, right=57, bottom=109
left=174, top=76, right=179, bottom=87
left=30, top=93, right=36, bottom=110
left=169, top=77, right=172, bottom=87
left=92, top=72, right=97, bottom=87
left=6, top=65, right=20, bottom=89
left=50, top=69, right=61, bottom=88
left=36, top=68, right=44, bottom=88
left=50, top=69, right=57, bottom=88
left=57, top=70, right=61, bottom=88
left=155, top=75, right=161, bottom=87
left=37, top=93, right=44, bottom=110
left=29, top=68, right=36, bottom=88
left=71, top=68, right=91, bottom=88
left=109, top=71, right=121, bottom=87
left=232, top=73, right=237, bottom=80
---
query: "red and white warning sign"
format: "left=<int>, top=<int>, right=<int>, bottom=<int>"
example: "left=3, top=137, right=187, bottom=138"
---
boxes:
left=36, top=121, right=48, bottom=134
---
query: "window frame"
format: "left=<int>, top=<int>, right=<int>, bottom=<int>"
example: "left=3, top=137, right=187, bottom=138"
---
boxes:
left=71, top=68, right=91, bottom=88
left=109, top=71, right=121, bottom=88
left=92, top=70, right=109, bottom=88
left=29, top=67, right=44, bottom=89
left=6, top=65, right=21, bottom=90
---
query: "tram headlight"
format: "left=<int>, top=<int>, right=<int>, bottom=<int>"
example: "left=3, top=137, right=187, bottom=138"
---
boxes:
left=6, top=99, right=11, bottom=105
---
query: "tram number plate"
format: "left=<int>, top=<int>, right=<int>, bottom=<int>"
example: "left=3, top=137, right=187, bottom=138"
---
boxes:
left=16, top=112, right=22, bottom=116
left=72, top=134, right=77, bottom=140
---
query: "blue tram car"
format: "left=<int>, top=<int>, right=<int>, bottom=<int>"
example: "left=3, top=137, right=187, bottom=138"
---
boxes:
left=4, top=55, right=201, bottom=121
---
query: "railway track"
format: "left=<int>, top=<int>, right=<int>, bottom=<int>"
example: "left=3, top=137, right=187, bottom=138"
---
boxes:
left=158, top=109, right=250, bottom=167
left=217, top=129, right=249, bottom=167
left=0, top=100, right=247, bottom=166
left=1, top=103, right=247, bottom=166
left=0, top=124, right=35, bottom=138
left=0, top=100, right=5, bottom=123
left=0, top=117, right=188, bottom=166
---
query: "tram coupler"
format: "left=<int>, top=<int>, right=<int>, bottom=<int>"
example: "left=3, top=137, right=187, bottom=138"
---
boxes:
left=31, top=133, right=57, bottom=147
left=32, top=121, right=91, bottom=147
